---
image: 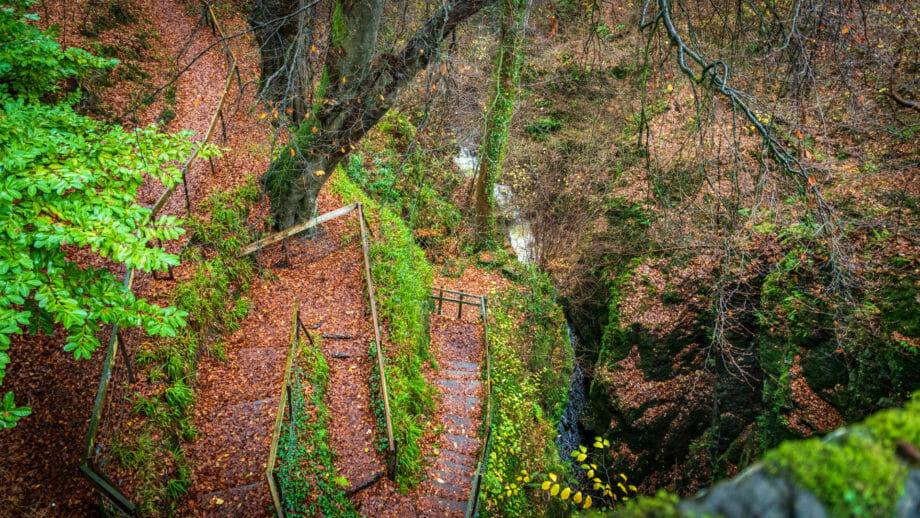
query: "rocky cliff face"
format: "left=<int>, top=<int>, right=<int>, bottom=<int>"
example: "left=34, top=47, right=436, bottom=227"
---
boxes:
left=573, top=248, right=920, bottom=496
left=602, top=392, right=920, bottom=518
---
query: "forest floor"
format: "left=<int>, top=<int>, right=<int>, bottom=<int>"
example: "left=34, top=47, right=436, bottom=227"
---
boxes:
left=1, top=0, right=264, bottom=515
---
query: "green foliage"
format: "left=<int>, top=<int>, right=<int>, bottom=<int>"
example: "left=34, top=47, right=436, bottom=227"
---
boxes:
left=0, top=391, right=30, bottom=429
left=762, top=433, right=906, bottom=517
left=278, top=337, right=358, bottom=517
left=0, top=2, right=117, bottom=102
left=330, top=172, right=435, bottom=490
left=525, top=114, right=564, bottom=140
left=481, top=267, right=571, bottom=516
left=331, top=0, right=348, bottom=49
left=116, top=181, right=257, bottom=512
left=343, top=152, right=462, bottom=241
left=602, top=490, right=682, bottom=518
left=0, top=1, right=210, bottom=424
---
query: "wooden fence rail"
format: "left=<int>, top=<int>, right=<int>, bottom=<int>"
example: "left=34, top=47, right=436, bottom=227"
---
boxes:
left=264, top=301, right=307, bottom=518
left=261, top=202, right=397, bottom=514
left=79, top=5, right=240, bottom=513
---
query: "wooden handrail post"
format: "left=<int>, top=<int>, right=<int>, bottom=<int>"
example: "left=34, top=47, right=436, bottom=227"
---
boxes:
left=458, top=292, right=463, bottom=319
left=358, top=204, right=396, bottom=464
left=438, top=288, right=443, bottom=315
left=116, top=331, right=135, bottom=384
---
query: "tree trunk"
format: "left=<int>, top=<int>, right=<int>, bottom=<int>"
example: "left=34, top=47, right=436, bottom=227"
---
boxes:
left=251, top=0, right=492, bottom=230
left=473, top=0, right=524, bottom=244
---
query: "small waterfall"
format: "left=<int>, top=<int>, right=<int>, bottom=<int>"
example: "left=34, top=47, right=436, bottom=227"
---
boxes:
left=452, top=146, right=480, bottom=176
left=467, top=172, right=587, bottom=470
left=557, top=326, right=588, bottom=479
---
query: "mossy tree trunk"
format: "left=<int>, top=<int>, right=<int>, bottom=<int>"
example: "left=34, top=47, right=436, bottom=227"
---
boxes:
left=250, top=0, right=492, bottom=230
left=472, top=0, right=525, bottom=244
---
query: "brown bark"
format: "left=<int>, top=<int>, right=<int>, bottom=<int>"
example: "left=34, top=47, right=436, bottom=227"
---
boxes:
left=252, top=0, right=493, bottom=230
left=472, top=0, right=521, bottom=243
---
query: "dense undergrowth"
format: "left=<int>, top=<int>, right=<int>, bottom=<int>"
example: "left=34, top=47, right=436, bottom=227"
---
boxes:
left=329, top=171, right=436, bottom=491
left=278, top=333, right=358, bottom=517
left=480, top=264, right=572, bottom=517
left=109, top=180, right=259, bottom=514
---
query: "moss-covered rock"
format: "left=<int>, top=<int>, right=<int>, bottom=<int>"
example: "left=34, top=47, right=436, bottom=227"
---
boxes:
left=596, top=392, right=920, bottom=518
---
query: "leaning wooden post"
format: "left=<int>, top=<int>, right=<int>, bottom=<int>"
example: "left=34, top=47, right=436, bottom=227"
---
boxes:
left=437, top=288, right=444, bottom=315
left=358, top=203, right=396, bottom=475
left=116, top=331, right=135, bottom=384
left=458, top=292, right=463, bottom=319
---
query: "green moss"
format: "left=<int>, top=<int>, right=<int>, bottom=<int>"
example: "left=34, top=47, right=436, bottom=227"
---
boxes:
left=599, top=257, right=642, bottom=366
left=762, top=433, right=906, bottom=518
left=859, top=391, right=920, bottom=452
left=377, top=110, right=417, bottom=146
left=329, top=171, right=435, bottom=490
left=601, top=490, right=682, bottom=518
left=331, top=1, right=347, bottom=48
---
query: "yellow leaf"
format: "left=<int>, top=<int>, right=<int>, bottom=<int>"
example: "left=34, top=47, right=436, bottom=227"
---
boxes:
left=561, top=488, right=571, bottom=500
left=541, top=481, right=551, bottom=491
left=667, top=84, right=673, bottom=92
left=342, top=76, right=347, bottom=83
left=586, top=469, right=594, bottom=479
left=584, top=495, right=592, bottom=509
left=549, top=473, right=557, bottom=482
left=573, top=492, right=583, bottom=504
left=290, top=148, right=295, bottom=156
left=215, top=498, right=224, bottom=505
left=576, top=453, right=587, bottom=462
left=314, top=170, right=326, bottom=176
left=550, top=484, right=560, bottom=496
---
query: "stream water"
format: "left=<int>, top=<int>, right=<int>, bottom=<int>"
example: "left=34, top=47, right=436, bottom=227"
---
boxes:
left=478, top=152, right=587, bottom=470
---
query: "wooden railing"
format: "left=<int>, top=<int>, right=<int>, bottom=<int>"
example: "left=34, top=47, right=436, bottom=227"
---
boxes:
left=259, top=203, right=397, bottom=514
left=429, top=289, right=493, bottom=518
left=264, top=301, right=309, bottom=517
left=79, top=5, right=239, bottom=514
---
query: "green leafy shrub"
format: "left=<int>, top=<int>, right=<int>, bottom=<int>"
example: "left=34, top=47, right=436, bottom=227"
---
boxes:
left=481, top=267, right=572, bottom=516
left=0, top=0, right=208, bottom=427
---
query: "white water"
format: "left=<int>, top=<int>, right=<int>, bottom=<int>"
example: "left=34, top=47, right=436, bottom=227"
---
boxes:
left=452, top=146, right=480, bottom=176
left=454, top=150, right=585, bottom=461
left=492, top=183, right=535, bottom=264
